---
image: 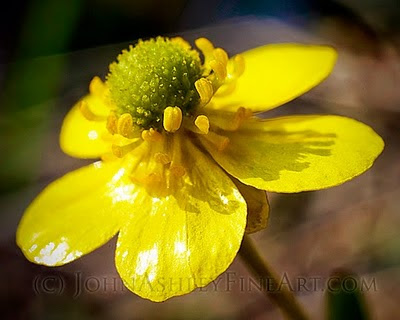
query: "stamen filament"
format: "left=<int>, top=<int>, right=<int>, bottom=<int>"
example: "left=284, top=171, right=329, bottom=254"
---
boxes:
left=130, top=154, right=166, bottom=190
left=202, top=131, right=230, bottom=151
left=100, top=152, right=118, bottom=162
left=112, top=140, right=142, bottom=158
left=79, top=101, right=105, bottom=121
left=170, top=134, right=186, bottom=177
left=206, top=107, right=252, bottom=131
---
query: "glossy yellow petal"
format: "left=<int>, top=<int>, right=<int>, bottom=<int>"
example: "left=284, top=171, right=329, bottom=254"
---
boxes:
left=60, top=95, right=111, bottom=159
left=17, top=159, right=138, bottom=266
left=232, top=178, right=269, bottom=234
left=210, top=44, right=337, bottom=112
left=115, top=141, right=247, bottom=301
left=202, top=115, right=384, bottom=193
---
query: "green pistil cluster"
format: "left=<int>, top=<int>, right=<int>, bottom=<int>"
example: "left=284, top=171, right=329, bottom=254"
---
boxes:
left=107, top=37, right=202, bottom=129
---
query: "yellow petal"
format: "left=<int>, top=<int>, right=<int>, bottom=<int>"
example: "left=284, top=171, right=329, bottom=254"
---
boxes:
left=16, top=159, right=137, bottom=266
left=232, top=178, right=269, bottom=234
left=115, top=141, right=247, bottom=301
left=210, top=44, right=337, bottom=112
left=60, top=95, right=111, bottom=159
left=202, top=115, right=384, bottom=193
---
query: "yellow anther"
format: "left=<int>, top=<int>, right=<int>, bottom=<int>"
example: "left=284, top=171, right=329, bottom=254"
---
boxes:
left=142, top=128, right=163, bottom=142
left=79, top=100, right=103, bottom=121
left=195, top=37, right=215, bottom=57
left=242, top=107, right=253, bottom=119
left=203, top=131, right=230, bottom=151
left=111, top=145, right=126, bottom=158
left=171, top=37, right=191, bottom=50
left=195, top=78, right=214, bottom=106
left=146, top=172, right=163, bottom=184
left=231, top=107, right=252, bottom=130
left=117, top=113, right=134, bottom=138
left=233, top=54, right=245, bottom=77
left=154, top=152, right=171, bottom=165
left=194, top=115, right=210, bottom=134
left=210, top=60, right=227, bottom=81
left=163, top=106, right=183, bottom=133
left=89, top=76, right=106, bottom=96
left=106, top=113, right=118, bottom=134
left=204, top=107, right=252, bottom=131
left=213, top=48, right=228, bottom=67
left=170, top=164, right=186, bottom=177
left=131, top=172, right=163, bottom=187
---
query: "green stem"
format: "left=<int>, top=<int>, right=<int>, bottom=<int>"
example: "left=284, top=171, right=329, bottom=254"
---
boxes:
left=239, top=234, right=310, bottom=320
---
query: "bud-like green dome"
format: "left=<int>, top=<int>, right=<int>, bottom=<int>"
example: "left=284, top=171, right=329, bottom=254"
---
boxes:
left=107, top=37, right=202, bottom=129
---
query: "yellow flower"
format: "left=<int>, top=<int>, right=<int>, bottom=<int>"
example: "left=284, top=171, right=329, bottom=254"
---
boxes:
left=16, top=37, right=384, bottom=301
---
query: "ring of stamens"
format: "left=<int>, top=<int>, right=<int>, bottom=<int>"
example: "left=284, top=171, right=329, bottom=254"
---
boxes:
left=79, top=37, right=249, bottom=192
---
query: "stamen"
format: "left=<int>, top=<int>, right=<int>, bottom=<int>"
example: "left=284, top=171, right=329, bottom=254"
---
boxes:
left=101, top=131, right=114, bottom=142
left=195, top=37, right=215, bottom=62
left=79, top=100, right=105, bottom=121
left=131, top=171, right=164, bottom=188
left=142, top=128, right=163, bottom=142
left=213, top=48, right=228, bottom=67
left=229, top=107, right=253, bottom=131
left=171, top=37, right=191, bottom=50
left=209, top=60, right=227, bottom=82
left=232, top=54, right=245, bottom=77
left=117, top=113, right=134, bottom=138
left=106, top=113, right=118, bottom=134
left=154, top=152, right=171, bottom=165
left=130, top=155, right=166, bottom=191
left=206, top=107, right=252, bottom=131
left=213, top=54, right=246, bottom=97
left=89, top=76, right=107, bottom=96
left=112, top=140, right=141, bottom=158
left=202, top=131, right=230, bottom=151
left=170, top=165, right=186, bottom=177
left=100, top=152, right=118, bottom=162
left=194, top=115, right=210, bottom=134
left=195, top=78, right=213, bottom=106
left=163, top=106, right=183, bottom=133
left=170, top=134, right=186, bottom=177
left=145, top=172, right=163, bottom=184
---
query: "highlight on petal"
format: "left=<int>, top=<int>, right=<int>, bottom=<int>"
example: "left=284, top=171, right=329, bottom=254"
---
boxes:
left=210, top=44, right=337, bottom=112
left=232, top=178, right=269, bottom=234
left=60, top=95, right=111, bottom=159
left=202, top=115, right=384, bottom=193
left=17, top=159, right=139, bottom=266
left=115, top=141, right=247, bottom=301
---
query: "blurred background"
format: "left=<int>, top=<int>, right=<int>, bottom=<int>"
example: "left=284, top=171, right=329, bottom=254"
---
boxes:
left=1, top=0, right=400, bottom=319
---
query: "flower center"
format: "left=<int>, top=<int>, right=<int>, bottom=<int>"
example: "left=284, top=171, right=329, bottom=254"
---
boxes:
left=107, top=37, right=202, bottom=130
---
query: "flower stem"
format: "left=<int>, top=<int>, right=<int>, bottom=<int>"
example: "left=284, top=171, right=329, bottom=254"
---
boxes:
left=239, top=234, right=310, bottom=320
